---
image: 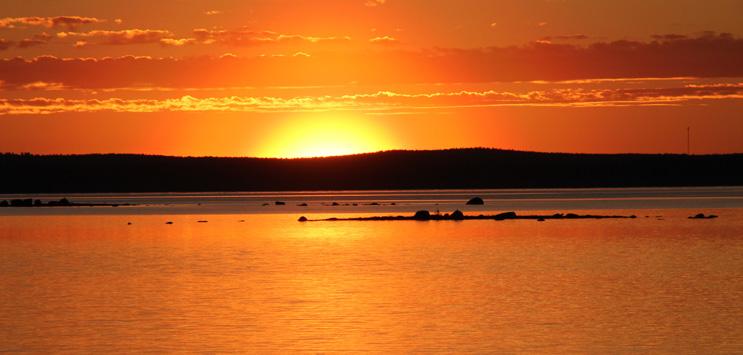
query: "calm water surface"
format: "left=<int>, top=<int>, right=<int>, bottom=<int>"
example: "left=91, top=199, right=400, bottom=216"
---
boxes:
left=1, top=188, right=742, bottom=352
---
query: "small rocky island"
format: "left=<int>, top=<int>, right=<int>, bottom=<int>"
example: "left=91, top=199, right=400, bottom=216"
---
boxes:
left=298, top=210, right=638, bottom=222
left=688, top=213, right=719, bottom=219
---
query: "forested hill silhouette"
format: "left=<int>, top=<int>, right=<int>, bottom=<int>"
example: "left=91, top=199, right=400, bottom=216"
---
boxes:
left=1, top=148, right=742, bottom=193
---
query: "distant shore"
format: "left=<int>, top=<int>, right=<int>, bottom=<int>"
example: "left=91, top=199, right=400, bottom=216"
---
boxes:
left=0, top=198, right=132, bottom=208
left=1, top=148, right=742, bottom=193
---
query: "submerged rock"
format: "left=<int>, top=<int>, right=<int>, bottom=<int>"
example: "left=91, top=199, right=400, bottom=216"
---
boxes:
left=466, top=197, right=484, bottom=205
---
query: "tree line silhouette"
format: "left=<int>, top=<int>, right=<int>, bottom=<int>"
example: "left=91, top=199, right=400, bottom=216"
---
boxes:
left=1, top=149, right=741, bottom=193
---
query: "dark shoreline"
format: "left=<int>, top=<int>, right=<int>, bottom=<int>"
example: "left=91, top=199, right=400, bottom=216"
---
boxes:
left=2, top=148, right=742, bottom=193
left=0, top=198, right=134, bottom=208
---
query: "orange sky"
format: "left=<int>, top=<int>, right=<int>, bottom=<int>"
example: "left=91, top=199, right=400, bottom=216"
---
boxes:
left=2, top=0, right=743, bottom=157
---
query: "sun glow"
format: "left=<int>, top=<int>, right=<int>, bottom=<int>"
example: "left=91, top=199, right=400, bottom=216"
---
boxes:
left=257, top=114, right=394, bottom=158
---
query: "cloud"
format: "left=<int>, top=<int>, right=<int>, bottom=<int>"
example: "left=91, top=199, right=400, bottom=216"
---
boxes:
left=17, top=32, right=53, bottom=48
left=0, top=16, right=104, bottom=29
left=20, top=81, right=66, bottom=91
left=58, top=29, right=173, bottom=45
left=160, top=38, right=197, bottom=47
left=365, top=0, right=386, bottom=7
left=17, top=38, right=45, bottom=48
left=0, top=33, right=53, bottom=49
left=369, top=36, right=398, bottom=44
left=2, top=33, right=743, bottom=88
left=0, top=39, right=12, bottom=51
left=652, top=34, right=687, bottom=41
left=542, top=34, right=589, bottom=41
left=2, top=82, right=743, bottom=115
left=192, top=28, right=351, bottom=46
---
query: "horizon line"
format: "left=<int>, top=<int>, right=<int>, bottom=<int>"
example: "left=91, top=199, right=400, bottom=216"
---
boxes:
left=3, top=147, right=742, bottom=160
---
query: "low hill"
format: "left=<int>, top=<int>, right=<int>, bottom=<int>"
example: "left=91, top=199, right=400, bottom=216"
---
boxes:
left=1, top=148, right=741, bottom=193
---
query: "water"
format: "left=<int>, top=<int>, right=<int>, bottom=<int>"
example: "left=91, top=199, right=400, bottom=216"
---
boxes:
left=1, top=187, right=742, bottom=352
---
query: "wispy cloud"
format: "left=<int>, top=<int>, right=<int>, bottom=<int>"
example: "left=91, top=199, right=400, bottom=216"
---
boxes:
left=2, top=33, right=743, bottom=88
left=192, top=28, right=351, bottom=46
left=57, top=29, right=174, bottom=45
left=365, top=0, right=386, bottom=7
left=159, top=37, right=197, bottom=47
left=0, top=39, right=12, bottom=51
left=369, top=36, right=398, bottom=44
left=0, top=16, right=104, bottom=29
left=3, top=83, right=742, bottom=115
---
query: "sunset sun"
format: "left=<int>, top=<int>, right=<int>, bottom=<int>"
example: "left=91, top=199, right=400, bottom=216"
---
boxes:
left=258, top=115, right=393, bottom=158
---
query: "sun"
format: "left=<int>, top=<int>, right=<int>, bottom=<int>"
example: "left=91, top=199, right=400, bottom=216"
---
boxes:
left=257, top=114, right=394, bottom=158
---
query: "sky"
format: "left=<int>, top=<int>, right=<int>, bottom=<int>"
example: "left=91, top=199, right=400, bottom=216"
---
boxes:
left=1, top=0, right=743, bottom=157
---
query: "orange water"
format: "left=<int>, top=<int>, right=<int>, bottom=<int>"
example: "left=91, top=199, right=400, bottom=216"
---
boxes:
left=1, top=209, right=742, bottom=352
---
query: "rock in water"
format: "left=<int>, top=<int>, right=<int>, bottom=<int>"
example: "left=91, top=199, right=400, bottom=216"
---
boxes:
left=466, top=197, right=484, bottom=205
left=451, top=210, right=465, bottom=220
left=298, top=216, right=308, bottom=222
left=413, top=210, right=431, bottom=220
left=689, top=213, right=718, bottom=219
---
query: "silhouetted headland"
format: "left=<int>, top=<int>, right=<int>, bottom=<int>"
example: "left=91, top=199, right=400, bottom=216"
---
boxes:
left=1, top=148, right=742, bottom=193
left=298, top=210, right=638, bottom=222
